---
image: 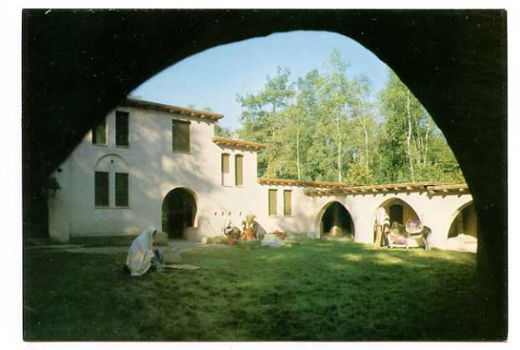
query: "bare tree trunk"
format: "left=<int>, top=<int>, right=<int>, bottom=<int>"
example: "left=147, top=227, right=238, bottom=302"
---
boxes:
left=361, top=115, right=370, bottom=175
left=267, top=123, right=277, bottom=178
left=296, top=115, right=301, bottom=180
left=336, top=116, right=342, bottom=183
left=415, top=121, right=423, bottom=163
left=423, top=120, right=431, bottom=165
left=406, top=90, right=415, bottom=181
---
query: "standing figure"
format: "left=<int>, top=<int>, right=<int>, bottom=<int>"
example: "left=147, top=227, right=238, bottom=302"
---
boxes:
left=374, top=207, right=390, bottom=248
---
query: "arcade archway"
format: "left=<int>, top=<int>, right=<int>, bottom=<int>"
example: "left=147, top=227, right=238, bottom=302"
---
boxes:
left=161, top=188, right=197, bottom=239
left=448, top=201, right=478, bottom=239
left=317, top=201, right=355, bottom=240
left=374, top=198, right=420, bottom=244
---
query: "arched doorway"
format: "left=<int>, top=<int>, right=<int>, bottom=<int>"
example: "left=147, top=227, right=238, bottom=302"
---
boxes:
left=318, top=201, right=355, bottom=240
left=161, top=188, right=197, bottom=239
left=374, top=198, right=420, bottom=244
left=448, top=201, right=478, bottom=239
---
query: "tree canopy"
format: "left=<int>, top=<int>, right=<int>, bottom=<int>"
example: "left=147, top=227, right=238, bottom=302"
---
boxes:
left=236, top=51, right=465, bottom=185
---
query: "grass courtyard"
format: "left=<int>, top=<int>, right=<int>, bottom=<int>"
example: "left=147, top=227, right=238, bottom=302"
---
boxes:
left=24, top=239, right=480, bottom=341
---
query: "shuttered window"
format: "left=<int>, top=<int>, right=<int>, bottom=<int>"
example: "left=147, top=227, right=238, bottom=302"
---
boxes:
left=221, top=153, right=230, bottom=186
left=172, top=119, right=190, bottom=152
left=115, top=172, right=129, bottom=207
left=95, top=171, right=109, bottom=206
left=235, top=154, right=244, bottom=186
left=221, top=154, right=230, bottom=174
left=283, top=190, right=292, bottom=216
left=268, top=189, right=277, bottom=216
left=92, top=120, right=106, bottom=145
left=115, top=111, right=129, bottom=146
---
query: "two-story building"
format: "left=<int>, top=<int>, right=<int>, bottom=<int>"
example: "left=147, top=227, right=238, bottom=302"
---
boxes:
left=48, top=98, right=478, bottom=251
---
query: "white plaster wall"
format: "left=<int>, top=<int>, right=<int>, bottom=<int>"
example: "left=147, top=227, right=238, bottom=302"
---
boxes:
left=48, top=106, right=267, bottom=241
left=48, top=104, right=475, bottom=249
left=47, top=162, right=70, bottom=242
left=255, top=188, right=474, bottom=249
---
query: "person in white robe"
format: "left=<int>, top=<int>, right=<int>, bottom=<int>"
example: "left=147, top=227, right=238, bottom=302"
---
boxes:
left=126, top=226, right=159, bottom=277
left=374, top=207, right=390, bottom=248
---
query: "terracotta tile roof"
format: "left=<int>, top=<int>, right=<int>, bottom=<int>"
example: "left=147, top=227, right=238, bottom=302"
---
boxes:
left=123, top=98, right=224, bottom=120
left=258, top=178, right=470, bottom=196
left=258, top=178, right=348, bottom=188
left=426, top=183, right=469, bottom=193
left=212, top=137, right=267, bottom=150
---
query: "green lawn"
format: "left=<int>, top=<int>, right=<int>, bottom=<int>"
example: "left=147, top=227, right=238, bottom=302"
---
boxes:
left=24, top=239, right=480, bottom=341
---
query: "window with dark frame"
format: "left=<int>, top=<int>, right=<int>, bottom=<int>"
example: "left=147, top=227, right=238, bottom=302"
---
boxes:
left=115, top=172, right=129, bottom=207
left=235, top=154, right=244, bottom=186
left=268, top=189, right=278, bottom=216
left=94, top=171, right=109, bottom=206
left=221, top=153, right=230, bottom=174
left=115, top=111, right=129, bottom=146
left=92, top=120, right=106, bottom=145
left=221, top=153, right=230, bottom=185
left=283, top=190, right=292, bottom=216
left=172, top=119, right=190, bottom=152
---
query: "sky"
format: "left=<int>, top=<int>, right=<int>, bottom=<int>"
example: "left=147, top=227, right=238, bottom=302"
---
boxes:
left=131, top=30, right=391, bottom=130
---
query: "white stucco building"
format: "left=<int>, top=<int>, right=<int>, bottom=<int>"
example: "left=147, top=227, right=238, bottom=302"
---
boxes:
left=48, top=98, right=477, bottom=250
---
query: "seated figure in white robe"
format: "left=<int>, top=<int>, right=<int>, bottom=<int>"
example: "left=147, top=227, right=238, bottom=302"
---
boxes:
left=126, top=227, right=162, bottom=277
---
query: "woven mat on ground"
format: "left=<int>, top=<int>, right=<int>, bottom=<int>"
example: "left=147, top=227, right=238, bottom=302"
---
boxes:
left=162, top=264, right=200, bottom=270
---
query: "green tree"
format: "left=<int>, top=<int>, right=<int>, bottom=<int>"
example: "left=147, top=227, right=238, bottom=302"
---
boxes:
left=214, top=124, right=231, bottom=138
left=235, top=53, right=464, bottom=185
left=237, top=66, right=295, bottom=177
left=377, top=69, right=464, bottom=183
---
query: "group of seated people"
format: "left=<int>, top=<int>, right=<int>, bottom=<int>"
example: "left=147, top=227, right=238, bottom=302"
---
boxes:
left=223, top=214, right=259, bottom=243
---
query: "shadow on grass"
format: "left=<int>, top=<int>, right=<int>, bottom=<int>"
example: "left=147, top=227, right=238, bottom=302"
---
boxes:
left=24, top=240, right=479, bottom=341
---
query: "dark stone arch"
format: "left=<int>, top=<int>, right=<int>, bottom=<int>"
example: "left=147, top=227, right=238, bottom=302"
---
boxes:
left=22, top=10, right=507, bottom=338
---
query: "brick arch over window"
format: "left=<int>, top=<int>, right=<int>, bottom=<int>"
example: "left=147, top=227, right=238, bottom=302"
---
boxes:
left=23, top=10, right=507, bottom=337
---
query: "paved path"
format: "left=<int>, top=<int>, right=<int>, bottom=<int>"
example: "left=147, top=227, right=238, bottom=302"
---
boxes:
left=25, top=239, right=230, bottom=255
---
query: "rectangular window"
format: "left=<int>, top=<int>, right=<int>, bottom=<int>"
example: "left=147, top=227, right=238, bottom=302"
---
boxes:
left=172, top=119, right=190, bottom=152
left=115, top=111, right=129, bottom=146
left=268, top=189, right=278, bottom=216
left=92, top=120, right=106, bottom=145
left=94, top=171, right=109, bottom=206
left=221, top=153, right=230, bottom=174
left=115, top=172, right=129, bottom=207
left=235, top=154, right=244, bottom=186
left=221, top=153, right=230, bottom=186
left=283, top=190, right=292, bottom=216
